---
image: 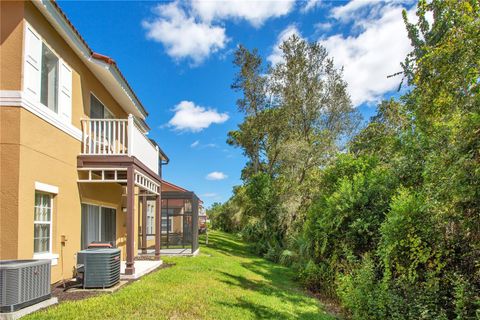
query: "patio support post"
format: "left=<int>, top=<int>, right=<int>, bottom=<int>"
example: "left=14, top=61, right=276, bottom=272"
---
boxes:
left=141, top=194, right=147, bottom=254
left=154, top=193, right=161, bottom=259
left=192, top=196, right=199, bottom=254
left=125, top=165, right=135, bottom=275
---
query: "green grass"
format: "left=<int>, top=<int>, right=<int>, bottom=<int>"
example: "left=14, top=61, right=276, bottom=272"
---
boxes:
left=26, top=231, right=336, bottom=320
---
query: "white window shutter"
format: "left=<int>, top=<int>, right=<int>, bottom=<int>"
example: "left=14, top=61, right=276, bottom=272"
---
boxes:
left=23, top=26, right=42, bottom=100
left=58, top=60, right=72, bottom=123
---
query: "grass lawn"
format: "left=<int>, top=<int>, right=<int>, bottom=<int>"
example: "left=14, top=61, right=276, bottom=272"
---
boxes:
left=26, top=231, right=337, bottom=320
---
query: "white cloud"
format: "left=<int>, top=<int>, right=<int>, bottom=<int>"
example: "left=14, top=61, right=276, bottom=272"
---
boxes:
left=314, top=22, right=332, bottom=32
left=191, top=0, right=295, bottom=28
left=302, top=0, right=322, bottom=13
left=202, top=192, right=219, bottom=197
left=320, top=3, right=414, bottom=106
left=191, top=140, right=218, bottom=148
left=331, top=0, right=411, bottom=22
left=143, top=0, right=295, bottom=64
left=206, top=171, right=228, bottom=180
left=267, top=25, right=302, bottom=65
left=331, top=0, right=381, bottom=21
left=142, top=2, right=227, bottom=64
left=168, top=101, right=229, bottom=132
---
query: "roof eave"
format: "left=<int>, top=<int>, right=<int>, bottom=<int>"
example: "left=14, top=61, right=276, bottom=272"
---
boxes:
left=33, top=0, right=148, bottom=119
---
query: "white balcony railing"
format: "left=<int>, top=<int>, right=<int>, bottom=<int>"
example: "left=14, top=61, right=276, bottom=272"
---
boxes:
left=81, top=114, right=159, bottom=174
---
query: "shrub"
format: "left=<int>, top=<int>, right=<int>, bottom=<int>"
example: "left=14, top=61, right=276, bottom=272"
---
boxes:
left=336, top=256, right=391, bottom=320
left=264, top=244, right=282, bottom=263
left=452, top=273, right=480, bottom=320
left=302, top=155, right=399, bottom=292
left=379, top=188, right=441, bottom=286
left=297, top=260, right=337, bottom=295
left=279, top=250, right=296, bottom=267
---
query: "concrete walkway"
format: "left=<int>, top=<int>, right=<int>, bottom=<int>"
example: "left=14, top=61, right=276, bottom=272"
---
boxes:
left=120, top=260, right=163, bottom=280
left=139, top=248, right=199, bottom=256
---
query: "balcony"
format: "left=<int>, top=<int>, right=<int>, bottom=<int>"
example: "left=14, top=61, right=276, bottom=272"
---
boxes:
left=78, top=114, right=164, bottom=275
left=80, top=114, right=159, bottom=174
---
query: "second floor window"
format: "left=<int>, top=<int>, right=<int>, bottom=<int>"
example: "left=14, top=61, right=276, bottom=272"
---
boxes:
left=23, top=24, right=73, bottom=123
left=90, top=95, right=114, bottom=119
left=40, top=44, right=59, bottom=113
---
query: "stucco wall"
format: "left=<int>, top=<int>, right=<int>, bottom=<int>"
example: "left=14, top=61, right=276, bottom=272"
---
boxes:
left=2, top=105, right=141, bottom=283
left=0, top=107, right=21, bottom=258
left=0, top=2, right=142, bottom=283
left=0, top=1, right=24, bottom=90
left=12, top=108, right=135, bottom=283
left=16, top=107, right=82, bottom=282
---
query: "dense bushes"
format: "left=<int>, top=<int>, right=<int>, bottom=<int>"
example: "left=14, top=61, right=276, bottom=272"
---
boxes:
left=208, top=0, right=480, bottom=318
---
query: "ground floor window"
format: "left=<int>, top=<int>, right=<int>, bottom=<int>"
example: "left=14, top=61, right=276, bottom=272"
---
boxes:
left=81, top=204, right=116, bottom=249
left=34, top=192, right=53, bottom=253
left=146, top=201, right=155, bottom=235
left=161, top=209, right=174, bottom=233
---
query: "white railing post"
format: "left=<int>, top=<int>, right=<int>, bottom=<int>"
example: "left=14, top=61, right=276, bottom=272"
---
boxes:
left=156, top=145, right=160, bottom=174
left=81, top=119, right=87, bottom=154
left=79, top=116, right=159, bottom=173
left=127, top=114, right=134, bottom=157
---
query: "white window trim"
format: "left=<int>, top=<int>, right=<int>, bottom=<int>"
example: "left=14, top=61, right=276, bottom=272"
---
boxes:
left=23, top=22, right=70, bottom=116
left=33, top=191, right=58, bottom=265
left=7, top=22, right=78, bottom=141
left=146, top=202, right=155, bottom=240
left=0, top=90, right=82, bottom=141
left=81, top=201, right=116, bottom=210
left=35, top=181, right=59, bottom=194
left=33, top=252, right=59, bottom=266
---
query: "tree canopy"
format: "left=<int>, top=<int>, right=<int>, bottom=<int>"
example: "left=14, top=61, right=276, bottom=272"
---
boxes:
left=208, top=1, right=480, bottom=318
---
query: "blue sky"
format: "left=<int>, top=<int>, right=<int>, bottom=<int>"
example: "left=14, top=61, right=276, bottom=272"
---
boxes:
left=58, top=0, right=415, bottom=207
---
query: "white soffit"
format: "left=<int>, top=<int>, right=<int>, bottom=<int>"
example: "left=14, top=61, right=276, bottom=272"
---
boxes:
left=87, top=59, right=145, bottom=119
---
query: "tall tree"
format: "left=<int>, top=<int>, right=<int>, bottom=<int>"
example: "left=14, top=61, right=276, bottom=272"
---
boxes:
left=228, top=36, right=360, bottom=242
left=270, top=35, right=359, bottom=186
left=229, top=45, right=268, bottom=174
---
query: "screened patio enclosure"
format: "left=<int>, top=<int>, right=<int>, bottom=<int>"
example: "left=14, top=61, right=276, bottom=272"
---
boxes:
left=161, top=191, right=199, bottom=254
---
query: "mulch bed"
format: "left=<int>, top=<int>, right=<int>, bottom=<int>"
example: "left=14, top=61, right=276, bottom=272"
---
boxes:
left=51, top=280, right=105, bottom=302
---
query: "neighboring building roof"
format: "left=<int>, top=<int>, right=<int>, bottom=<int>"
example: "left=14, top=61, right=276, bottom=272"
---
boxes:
left=161, top=180, right=189, bottom=193
left=32, top=0, right=150, bottom=125
left=161, top=180, right=203, bottom=207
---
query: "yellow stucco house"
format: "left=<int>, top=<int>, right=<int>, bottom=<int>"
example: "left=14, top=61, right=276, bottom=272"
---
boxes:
left=0, top=0, right=199, bottom=284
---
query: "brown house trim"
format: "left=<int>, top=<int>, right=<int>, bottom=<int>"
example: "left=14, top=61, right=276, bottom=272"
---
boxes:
left=77, top=155, right=161, bottom=184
